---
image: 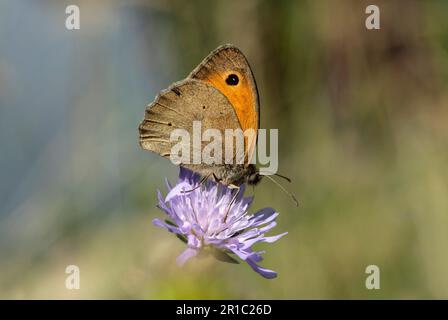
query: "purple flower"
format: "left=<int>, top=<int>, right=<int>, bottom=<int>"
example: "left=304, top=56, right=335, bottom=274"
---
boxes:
left=153, top=167, right=287, bottom=279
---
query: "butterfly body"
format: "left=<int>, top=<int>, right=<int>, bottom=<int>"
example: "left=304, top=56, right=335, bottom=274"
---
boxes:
left=183, top=163, right=261, bottom=186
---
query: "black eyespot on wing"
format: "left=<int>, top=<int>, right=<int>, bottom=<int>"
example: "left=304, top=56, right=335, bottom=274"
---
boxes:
left=225, top=74, right=239, bottom=86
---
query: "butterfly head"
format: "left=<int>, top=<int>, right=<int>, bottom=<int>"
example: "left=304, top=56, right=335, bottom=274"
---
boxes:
left=245, top=164, right=263, bottom=186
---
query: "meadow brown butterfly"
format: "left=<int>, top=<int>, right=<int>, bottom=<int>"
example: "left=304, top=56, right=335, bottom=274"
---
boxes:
left=139, top=44, right=263, bottom=187
left=139, top=43, right=298, bottom=207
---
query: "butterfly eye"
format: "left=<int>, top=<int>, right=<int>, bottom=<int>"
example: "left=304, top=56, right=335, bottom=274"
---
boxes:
left=225, top=74, right=239, bottom=86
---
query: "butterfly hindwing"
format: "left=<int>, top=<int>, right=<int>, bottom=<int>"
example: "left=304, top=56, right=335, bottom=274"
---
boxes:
left=139, top=79, right=244, bottom=168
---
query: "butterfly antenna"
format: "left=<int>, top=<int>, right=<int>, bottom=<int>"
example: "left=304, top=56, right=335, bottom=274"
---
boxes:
left=264, top=175, right=299, bottom=206
left=261, top=172, right=292, bottom=183
left=274, top=173, right=292, bottom=183
left=181, top=174, right=210, bottom=193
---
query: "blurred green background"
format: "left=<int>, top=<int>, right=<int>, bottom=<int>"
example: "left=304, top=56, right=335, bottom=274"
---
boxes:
left=1, top=0, right=448, bottom=299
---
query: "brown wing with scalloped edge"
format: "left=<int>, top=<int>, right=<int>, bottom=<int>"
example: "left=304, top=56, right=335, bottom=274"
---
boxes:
left=139, top=78, right=246, bottom=182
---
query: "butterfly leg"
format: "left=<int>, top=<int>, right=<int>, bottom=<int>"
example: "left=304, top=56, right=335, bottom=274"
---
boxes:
left=181, top=173, right=211, bottom=193
left=212, top=173, right=222, bottom=183
left=224, top=185, right=241, bottom=223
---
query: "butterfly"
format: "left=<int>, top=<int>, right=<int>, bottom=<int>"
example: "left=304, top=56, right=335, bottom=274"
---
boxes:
left=139, top=44, right=263, bottom=184
left=139, top=44, right=296, bottom=204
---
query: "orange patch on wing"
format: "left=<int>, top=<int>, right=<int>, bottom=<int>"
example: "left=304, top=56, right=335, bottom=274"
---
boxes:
left=201, top=72, right=258, bottom=163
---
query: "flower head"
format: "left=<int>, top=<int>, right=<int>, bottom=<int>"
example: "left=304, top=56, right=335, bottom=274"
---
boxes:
left=153, top=167, right=287, bottom=279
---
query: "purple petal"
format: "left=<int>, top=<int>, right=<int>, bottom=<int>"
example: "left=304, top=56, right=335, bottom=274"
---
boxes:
left=236, top=229, right=261, bottom=242
left=239, top=196, right=254, bottom=210
left=178, top=167, right=190, bottom=181
left=166, top=182, right=191, bottom=201
left=261, top=232, right=288, bottom=243
left=240, top=236, right=264, bottom=249
left=246, top=258, right=278, bottom=279
left=231, top=246, right=253, bottom=261
left=227, top=246, right=253, bottom=261
left=157, top=191, right=171, bottom=214
left=235, top=184, right=246, bottom=202
left=176, top=248, right=198, bottom=266
left=250, top=208, right=279, bottom=227
left=152, top=218, right=182, bottom=235
left=187, top=234, right=201, bottom=249
left=259, top=221, right=277, bottom=233
left=241, top=232, right=288, bottom=249
left=249, top=251, right=265, bottom=262
left=179, top=167, right=200, bottom=184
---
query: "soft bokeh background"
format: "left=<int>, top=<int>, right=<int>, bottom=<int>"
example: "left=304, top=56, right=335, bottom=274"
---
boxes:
left=1, top=0, right=448, bottom=299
